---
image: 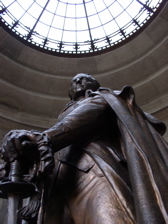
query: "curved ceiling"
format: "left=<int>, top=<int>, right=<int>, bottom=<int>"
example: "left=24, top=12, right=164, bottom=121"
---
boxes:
left=0, top=2, right=168, bottom=142
left=0, top=0, right=166, bottom=56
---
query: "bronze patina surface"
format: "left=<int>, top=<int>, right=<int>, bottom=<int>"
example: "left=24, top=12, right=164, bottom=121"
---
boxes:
left=0, top=73, right=168, bottom=224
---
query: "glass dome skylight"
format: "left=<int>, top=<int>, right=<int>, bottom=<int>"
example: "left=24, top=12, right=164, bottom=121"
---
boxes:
left=0, top=0, right=165, bottom=56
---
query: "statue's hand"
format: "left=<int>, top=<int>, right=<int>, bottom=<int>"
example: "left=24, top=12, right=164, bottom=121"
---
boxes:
left=1, top=130, right=37, bottom=163
left=1, top=130, right=54, bottom=177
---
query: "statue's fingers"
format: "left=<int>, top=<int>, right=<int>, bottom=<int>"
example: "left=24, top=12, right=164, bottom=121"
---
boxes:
left=14, top=132, right=30, bottom=151
left=26, top=132, right=37, bottom=143
left=2, top=130, right=14, bottom=142
left=14, top=136, right=24, bottom=152
left=22, top=141, right=37, bottom=151
left=17, top=132, right=30, bottom=142
left=5, top=137, right=16, bottom=151
left=21, top=141, right=38, bottom=162
left=5, top=138, right=18, bottom=161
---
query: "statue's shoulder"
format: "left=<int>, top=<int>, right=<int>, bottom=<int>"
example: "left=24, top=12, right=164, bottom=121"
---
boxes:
left=90, top=85, right=135, bottom=100
left=84, top=86, right=137, bottom=110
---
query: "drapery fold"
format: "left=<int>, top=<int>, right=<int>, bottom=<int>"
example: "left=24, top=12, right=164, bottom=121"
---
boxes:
left=96, top=87, right=168, bottom=224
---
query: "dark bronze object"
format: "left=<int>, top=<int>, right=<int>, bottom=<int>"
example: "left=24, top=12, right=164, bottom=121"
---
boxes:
left=0, top=160, right=35, bottom=224
left=0, top=73, right=168, bottom=224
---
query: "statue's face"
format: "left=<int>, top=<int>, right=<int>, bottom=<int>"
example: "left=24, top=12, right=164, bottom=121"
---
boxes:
left=69, top=74, right=95, bottom=101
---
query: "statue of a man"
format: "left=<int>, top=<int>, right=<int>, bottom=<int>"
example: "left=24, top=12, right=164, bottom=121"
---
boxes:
left=1, top=73, right=168, bottom=224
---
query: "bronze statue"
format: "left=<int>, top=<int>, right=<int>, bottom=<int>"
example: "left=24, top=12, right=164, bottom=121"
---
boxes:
left=0, top=73, right=168, bottom=224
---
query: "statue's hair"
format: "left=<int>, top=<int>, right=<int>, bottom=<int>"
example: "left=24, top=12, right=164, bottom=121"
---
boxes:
left=80, top=73, right=100, bottom=89
left=69, top=73, right=100, bottom=100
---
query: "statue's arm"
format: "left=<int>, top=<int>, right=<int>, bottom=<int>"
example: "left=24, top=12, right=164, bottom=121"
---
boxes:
left=0, top=95, right=107, bottom=176
left=44, top=95, right=108, bottom=152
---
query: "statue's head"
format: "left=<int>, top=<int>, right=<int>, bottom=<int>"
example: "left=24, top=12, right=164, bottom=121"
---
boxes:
left=69, top=73, right=100, bottom=101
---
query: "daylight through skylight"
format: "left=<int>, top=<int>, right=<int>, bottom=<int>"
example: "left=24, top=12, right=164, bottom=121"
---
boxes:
left=0, top=0, right=165, bottom=56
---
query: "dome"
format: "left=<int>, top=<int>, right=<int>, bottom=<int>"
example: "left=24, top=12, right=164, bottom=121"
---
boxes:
left=0, top=0, right=165, bottom=56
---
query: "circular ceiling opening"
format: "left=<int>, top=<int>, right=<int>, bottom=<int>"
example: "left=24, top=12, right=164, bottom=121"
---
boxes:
left=0, top=0, right=165, bottom=57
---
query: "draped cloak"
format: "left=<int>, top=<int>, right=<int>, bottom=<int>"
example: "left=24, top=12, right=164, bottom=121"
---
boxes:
left=91, top=86, right=168, bottom=224
left=44, top=86, right=168, bottom=224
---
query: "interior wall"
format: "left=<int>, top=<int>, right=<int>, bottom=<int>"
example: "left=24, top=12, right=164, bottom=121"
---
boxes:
left=0, top=2, right=168, bottom=141
left=0, top=4, right=168, bottom=224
